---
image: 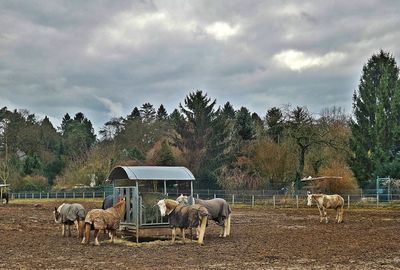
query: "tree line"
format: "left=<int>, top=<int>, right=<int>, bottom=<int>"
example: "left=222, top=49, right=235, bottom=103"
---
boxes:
left=0, top=50, right=398, bottom=193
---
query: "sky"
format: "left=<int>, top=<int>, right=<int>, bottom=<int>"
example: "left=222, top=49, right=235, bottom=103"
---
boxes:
left=1, top=0, right=400, bottom=133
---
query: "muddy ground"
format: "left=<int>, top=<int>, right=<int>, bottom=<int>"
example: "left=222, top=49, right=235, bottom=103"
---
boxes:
left=1, top=200, right=400, bottom=269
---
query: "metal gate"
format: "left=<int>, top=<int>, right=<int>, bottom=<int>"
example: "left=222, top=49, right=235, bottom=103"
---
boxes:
left=114, top=186, right=138, bottom=225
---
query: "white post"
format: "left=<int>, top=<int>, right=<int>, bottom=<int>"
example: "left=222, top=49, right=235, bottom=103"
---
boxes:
left=93, top=192, right=95, bottom=198
left=273, top=195, right=276, bottom=208
left=296, top=195, right=299, bottom=208
left=347, top=195, right=350, bottom=209
left=83, top=192, right=85, bottom=199
left=64, top=192, right=66, bottom=199
left=232, top=194, right=235, bottom=205
left=47, top=193, right=49, bottom=199
left=252, top=195, right=254, bottom=207
left=214, top=194, right=216, bottom=199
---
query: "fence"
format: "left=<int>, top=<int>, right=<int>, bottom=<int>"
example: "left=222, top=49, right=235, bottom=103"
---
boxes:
left=7, top=189, right=400, bottom=208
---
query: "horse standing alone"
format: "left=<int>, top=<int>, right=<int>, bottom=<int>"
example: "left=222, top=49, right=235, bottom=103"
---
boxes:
left=307, top=193, right=344, bottom=223
left=82, top=199, right=125, bottom=246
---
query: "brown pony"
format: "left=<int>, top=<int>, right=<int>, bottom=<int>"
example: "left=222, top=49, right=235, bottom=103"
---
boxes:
left=307, top=193, right=344, bottom=223
left=82, top=199, right=125, bottom=246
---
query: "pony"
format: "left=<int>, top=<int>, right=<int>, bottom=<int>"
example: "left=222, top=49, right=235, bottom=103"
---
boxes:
left=157, top=199, right=208, bottom=245
left=53, top=203, right=86, bottom=238
left=307, top=192, right=344, bottom=223
left=1, top=192, right=9, bottom=204
left=176, top=194, right=231, bottom=237
left=82, top=199, right=125, bottom=246
left=102, top=194, right=113, bottom=210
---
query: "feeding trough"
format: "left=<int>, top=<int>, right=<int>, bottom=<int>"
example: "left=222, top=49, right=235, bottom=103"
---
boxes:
left=106, top=166, right=195, bottom=242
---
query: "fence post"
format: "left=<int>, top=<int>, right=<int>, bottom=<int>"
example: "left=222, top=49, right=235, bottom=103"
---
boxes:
left=347, top=195, right=350, bottom=209
left=296, top=195, right=299, bottom=208
left=273, top=195, right=276, bottom=208
left=214, top=194, right=216, bottom=199
left=83, top=192, right=85, bottom=199
left=377, top=193, right=379, bottom=207
left=64, top=192, right=66, bottom=199
left=103, top=192, right=106, bottom=199
left=55, top=192, right=57, bottom=199
left=196, top=194, right=199, bottom=199
left=232, top=194, right=235, bottom=205
left=73, top=192, right=75, bottom=199
left=47, top=193, right=49, bottom=199
left=252, top=195, right=254, bottom=207
left=39, top=192, right=42, bottom=199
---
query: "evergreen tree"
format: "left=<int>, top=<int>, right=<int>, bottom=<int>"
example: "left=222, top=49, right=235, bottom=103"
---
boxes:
left=350, top=50, right=400, bottom=186
left=157, top=104, right=168, bottom=120
left=140, top=103, right=156, bottom=123
left=176, top=90, right=217, bottom=187
left=235, top=107, right=255, bottom=141
left=265, top=107, right=284, bottom=143
left=157, top=140, right=175, bottom=166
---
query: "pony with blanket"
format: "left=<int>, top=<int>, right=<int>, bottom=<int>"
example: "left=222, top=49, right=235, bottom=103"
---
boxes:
left=307, top=192, right=344, bottom=223
left=53, top=203, right=86, bottom=238
left=176, top=194, right=231, bottom=237
left=157, top=199, right=209, bottom=245
left=82, top=199, right=125, bottom=246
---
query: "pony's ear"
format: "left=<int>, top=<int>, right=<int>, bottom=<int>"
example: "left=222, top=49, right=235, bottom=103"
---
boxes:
left=54, top=207, right=57, bottom=212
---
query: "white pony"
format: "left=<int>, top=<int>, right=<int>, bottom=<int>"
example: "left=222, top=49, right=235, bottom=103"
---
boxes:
left=307, top=192, right=344, bottom=223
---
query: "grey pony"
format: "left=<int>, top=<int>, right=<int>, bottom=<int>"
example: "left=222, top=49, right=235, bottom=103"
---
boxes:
left=54, top=203, right=86, bottom=238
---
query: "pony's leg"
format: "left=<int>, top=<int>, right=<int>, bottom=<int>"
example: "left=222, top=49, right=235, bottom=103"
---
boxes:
left=226, top=215, right=231, bottom=236
left=82, top=223, right=90, bottom=244
left=323, top=208, right=328, bottom=223
left=68, top=224, right=72, bottom=237
left=171, top=227, right=176, bottom=243
left=219, top=224, right=224, bottom=237
left=94, top=229, right=100, bottom=246
left=61, top=224, right=65, bottom=237
left=317, top=206, right=323, bottom=223
left=197, top=216, right=207, bottom=245
left=109, top=230, right=115, bottom=243
left=181, top=228, right=186, bottom=242
left=338, top=206, right=344, bottom=223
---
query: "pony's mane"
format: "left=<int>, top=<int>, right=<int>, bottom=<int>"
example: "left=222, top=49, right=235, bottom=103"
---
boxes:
left=112, top=199, right=126, bottom=217
left=57, top=203, right=66, bottom=213
left=164, top=199, right=178, bottom=210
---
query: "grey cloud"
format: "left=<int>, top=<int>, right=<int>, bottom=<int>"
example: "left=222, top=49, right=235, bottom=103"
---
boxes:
left=1, top=0, right=399, bottom=132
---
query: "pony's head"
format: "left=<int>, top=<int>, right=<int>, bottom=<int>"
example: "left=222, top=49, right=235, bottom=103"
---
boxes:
left=176, top=194, right=189, bottom=205
left=307, top=192, right=313, bottom=206
left=53, top=203, right=65, bottom=223
left=157, top=199, right=178, bottom=217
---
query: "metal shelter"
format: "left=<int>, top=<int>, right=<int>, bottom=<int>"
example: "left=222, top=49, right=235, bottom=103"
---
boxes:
left=107, top=166, right=195, bottom=242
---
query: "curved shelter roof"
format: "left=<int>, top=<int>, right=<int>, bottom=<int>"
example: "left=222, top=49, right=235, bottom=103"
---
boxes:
left=107, top=166, right=195, bottom=181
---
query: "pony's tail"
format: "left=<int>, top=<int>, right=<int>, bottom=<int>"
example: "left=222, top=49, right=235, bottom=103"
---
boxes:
left=82, top=223, right=91, bottom=244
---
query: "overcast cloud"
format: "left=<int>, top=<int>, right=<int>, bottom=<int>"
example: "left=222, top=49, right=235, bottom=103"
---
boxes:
left=1, top=0, right=400, bottom=132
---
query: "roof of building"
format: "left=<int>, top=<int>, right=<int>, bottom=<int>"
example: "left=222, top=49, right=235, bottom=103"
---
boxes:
left=107, top=166, right=195, bottom=181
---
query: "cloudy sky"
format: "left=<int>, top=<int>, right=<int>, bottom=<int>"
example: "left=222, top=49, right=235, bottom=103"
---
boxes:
left=1, top=0, right=400, bottom=133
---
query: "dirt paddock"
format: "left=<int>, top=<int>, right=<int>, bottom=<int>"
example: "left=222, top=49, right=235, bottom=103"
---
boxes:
left=1, top=200, right=400, bottom=269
